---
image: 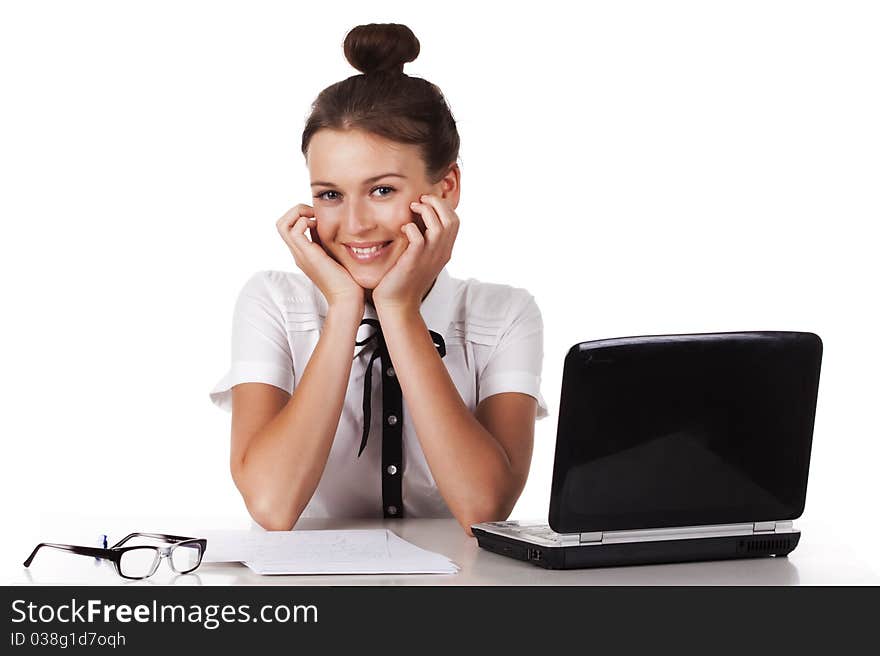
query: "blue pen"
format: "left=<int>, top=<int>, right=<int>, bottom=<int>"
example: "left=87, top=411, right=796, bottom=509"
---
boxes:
left=95, top=534, right=108, bottom=564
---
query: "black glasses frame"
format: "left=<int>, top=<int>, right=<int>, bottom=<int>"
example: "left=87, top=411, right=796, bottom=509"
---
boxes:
left=23, top=532, right=207, bottom=580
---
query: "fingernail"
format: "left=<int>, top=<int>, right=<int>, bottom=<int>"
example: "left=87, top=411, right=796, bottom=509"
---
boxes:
left=410, top=201, right=418, bottom=207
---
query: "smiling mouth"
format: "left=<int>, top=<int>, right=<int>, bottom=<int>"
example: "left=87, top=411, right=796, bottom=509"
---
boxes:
left=344, top=241, right=393, bottom=262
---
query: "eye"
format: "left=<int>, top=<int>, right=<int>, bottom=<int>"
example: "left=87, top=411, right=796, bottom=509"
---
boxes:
left=371, top=185, right=395, bottom=197
left=315, top=190, right=340, bottom=201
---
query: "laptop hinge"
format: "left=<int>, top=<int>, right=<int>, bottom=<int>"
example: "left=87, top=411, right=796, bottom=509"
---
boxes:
left=578, top=532, right=603, bottom=544
left=572, top=521, right=796, bottom=545
left=753, top=520, right=793, bottom=534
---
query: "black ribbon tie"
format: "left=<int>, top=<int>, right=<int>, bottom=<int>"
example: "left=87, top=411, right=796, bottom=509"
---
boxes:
left=355, top=318, right=447, bottom=458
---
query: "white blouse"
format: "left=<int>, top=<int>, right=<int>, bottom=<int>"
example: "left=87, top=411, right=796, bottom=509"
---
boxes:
left=209, top=267, right=549, bottom=520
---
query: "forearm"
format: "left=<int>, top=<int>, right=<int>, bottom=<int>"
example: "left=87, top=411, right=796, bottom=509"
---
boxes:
left=234, top=302, right=363, bottom=530
left=376, top=307, right=519, bottom=533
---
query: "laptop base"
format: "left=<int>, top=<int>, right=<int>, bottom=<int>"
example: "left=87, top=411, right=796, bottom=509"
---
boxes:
left=471, top=526, right=801, bottom=570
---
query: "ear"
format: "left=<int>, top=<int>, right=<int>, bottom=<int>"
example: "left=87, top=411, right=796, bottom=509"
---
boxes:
left=436, top=163, right=461, bottom=209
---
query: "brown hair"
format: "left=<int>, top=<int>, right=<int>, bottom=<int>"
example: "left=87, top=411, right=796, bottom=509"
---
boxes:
left=301, top=23, right=460, bottom=184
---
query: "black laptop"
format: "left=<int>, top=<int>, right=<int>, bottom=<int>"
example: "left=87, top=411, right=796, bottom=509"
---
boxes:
left=471, top=331, right=822, bottom=569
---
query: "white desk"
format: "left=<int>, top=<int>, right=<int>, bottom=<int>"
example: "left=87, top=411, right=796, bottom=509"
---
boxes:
left=7, top=515, right=880, bottom=585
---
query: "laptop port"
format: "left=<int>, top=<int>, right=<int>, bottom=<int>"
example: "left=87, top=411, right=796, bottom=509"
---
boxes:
left=527, top=548, right=543, bottom=562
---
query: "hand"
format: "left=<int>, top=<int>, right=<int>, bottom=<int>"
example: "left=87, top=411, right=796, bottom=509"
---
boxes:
left=372, top=194, right=460, bottom=313
left=276, top=204, right=364, bottom=312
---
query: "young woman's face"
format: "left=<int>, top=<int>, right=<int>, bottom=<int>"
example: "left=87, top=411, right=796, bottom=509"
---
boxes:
left=306, top=128, right=442, bottom=290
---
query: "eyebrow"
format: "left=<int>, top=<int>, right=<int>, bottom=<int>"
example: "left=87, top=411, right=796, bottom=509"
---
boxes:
left=310, top=173, right=407, bottom=188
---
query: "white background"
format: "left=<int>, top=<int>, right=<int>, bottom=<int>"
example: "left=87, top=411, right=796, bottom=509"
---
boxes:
left=1, top=1, right=878, bottom=581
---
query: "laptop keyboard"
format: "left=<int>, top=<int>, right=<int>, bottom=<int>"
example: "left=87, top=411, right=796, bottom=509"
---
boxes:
left=488, top=522, right=562, bottom=543
left=519, top=525, right=561, bottom=542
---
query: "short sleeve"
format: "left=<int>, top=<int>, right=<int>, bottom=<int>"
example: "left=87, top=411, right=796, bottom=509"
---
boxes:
left=477, top=292, right=550, bottom=420
left=209, top=271, right=294, bottom=412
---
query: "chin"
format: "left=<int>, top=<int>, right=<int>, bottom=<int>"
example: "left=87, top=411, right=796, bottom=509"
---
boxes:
left=355, top=278, right=379, bottom=291
left=351, top=272, right=383, bottom=290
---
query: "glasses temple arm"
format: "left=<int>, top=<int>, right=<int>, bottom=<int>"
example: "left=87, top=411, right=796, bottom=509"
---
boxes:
left=110, top=532, right=198, bottom=549
left=23, top=543, right=114, bottom=568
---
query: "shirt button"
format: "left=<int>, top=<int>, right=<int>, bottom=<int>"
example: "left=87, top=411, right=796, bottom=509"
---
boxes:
left=386, top=464, right=398, bottom=475
left=386, top=366, right=395, bottom=378
left=387, top=414, right=398, bottom=426
left=387, top=505, right=398, bottom=516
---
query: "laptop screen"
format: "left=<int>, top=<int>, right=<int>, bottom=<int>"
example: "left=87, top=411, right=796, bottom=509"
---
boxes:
left=548, top=332, right=822, bottom=534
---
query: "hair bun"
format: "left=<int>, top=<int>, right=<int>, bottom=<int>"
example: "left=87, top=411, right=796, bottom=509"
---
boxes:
left=343, top=23, right=420, bottom=75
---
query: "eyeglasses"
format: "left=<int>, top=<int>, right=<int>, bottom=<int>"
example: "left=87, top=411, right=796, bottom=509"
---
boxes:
left=23, top=532, right=207, bottom=580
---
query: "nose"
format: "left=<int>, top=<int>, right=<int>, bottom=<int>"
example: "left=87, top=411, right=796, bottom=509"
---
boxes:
left=342, top=197, right=377, bottom=235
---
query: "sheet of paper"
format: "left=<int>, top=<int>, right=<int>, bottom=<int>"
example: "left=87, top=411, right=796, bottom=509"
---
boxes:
left=198, top=529, right=263, bottom=563
left=196, top=528, right=458, bottom=575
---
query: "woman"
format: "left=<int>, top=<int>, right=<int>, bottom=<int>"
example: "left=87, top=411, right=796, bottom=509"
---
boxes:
left=210, top=23, right=548, bottom=536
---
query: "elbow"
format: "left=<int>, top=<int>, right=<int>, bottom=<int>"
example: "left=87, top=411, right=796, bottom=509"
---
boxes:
left=457, top=513, right=495, bottom=538
left=456, top=500, right=512, bottom=538
left=247, top=495, right=299, bottom=532
left=455, top=470, right=525, bottom=536
left=254, top=515, right=297, bottom=532
left=232, top=471, right=299, bottom=531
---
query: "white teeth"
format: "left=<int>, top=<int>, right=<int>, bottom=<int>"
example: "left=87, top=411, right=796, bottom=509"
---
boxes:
left=350, top=244, right=385, bottom=255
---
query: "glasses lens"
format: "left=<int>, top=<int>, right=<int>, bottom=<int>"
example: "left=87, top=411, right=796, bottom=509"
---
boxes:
left=170, top=541, right=202, bottom=573
left=119, top=547, right=159, bottom=579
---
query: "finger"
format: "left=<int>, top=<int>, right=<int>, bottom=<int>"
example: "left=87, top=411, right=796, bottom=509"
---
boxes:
left=307, top=218, right=321, bottom=245
left=292, top=203, right=315, bottom=220
left=407, top=206, right=427, bottom=234
left=409, top=200, right=443, bottom=242
left=289, top=218, right=331, bottom=269
left=277, top=203, right=313, bottom=223
left=288, top=216, right=314, bottom=249
left=389, top=224, right=421, bottom=272
left=397, top=222, right=425, bottom=265
left=409, top=222, right=426, bottom=252
left=276, top=204, right=315, bottom=231
left=293, top=216, right=320, bottom=247
left=418, top=194, right=457, bottom=229
left=276, top=210, right=295, bottom=236
left=281, top=218, right=309, bottom=269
